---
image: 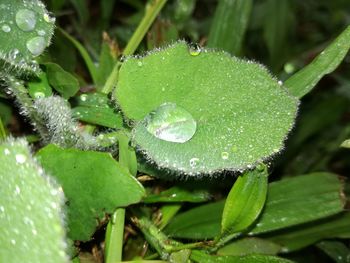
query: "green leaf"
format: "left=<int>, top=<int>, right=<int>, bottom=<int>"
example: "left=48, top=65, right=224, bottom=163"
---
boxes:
left=250, top=172, right=345, bottom=235
left=72, top=106, right=123, bottom=129
left=190, top=250, right=293, bottom=263
left=316, top=240, right=350, bottom=263
left=0, top=0, right=55, bottom=75
left=27, top=72, right=52, bottom=99
left=143, top=186, right=212, bottom=203
left=44, top=62, right=79, bottom=99
left=96, top=38, right=118, bottom=89
left=217, top=237, right=281, bottom=256
left=116, top=41, right=299, bottom=175
left=285, top=26, right=350, bottom=98
left=36, top=144, right=145, bottom=241
left=207, top=0, right=253, bottom=55
left=263, top=0, right=293, bottom=70
left=0, top=139, right=67, bottom=262
left=72, top=92, right=123, bottom=129
left=159, top=204, right=182, bottom=229
left=164, top=200, right=224, bottom=239
left=115, top=131, right=137, bottom=177
left=221, top=165, right=268, bottom=235
left=266, top=212, right=350, bottom=252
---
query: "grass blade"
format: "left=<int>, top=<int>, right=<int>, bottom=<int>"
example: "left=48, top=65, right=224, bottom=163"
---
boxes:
left=207, top=0, right=253, bottom=55
left=285, top=26, right=350, bottom=98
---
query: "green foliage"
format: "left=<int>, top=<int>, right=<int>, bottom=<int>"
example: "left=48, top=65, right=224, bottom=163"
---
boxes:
left=0, top=0, right=55, bottom=76
left=116, top=41, right=298, bottom=175
left=0, top=138, right=67, bottom=263
left=36, top=144, right=145, bottom=241
left=1, top=0, right=350, bottom=262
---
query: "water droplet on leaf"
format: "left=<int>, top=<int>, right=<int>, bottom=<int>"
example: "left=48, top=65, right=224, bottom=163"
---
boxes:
left=145, top=103, right=197, bottom=143
left=33, top=91, right=45, bottom=98
left=190, top=157, right=199, bottom=168
left=221, top=151, right=229, bottom=160
left=15, top=154, right=26, bottom=164
left=1, top=24, right=11, bottom=32
left=16, top=9, right=37, bottom=31
left=26, top=36, right=46, bottom=56
left=189, top=45, right=201, bottom=56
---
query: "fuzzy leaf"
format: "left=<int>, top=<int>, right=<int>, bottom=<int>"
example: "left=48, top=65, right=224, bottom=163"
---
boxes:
left=36, top=144, right=145, bottom=241
left=0, top=139, right=67, bottom=263
left=116, top=42, right=299, bottom=175
left=0, top=0, right=55, bottom=75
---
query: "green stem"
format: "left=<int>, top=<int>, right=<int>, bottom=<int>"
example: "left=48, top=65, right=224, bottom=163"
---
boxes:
left=0, top=117, right=6, bottom=140
left=105, top=208, right=126, bottom=263
left=101, top=62, right=121, bottom=94
left=123, top=0, right=167, bottom=56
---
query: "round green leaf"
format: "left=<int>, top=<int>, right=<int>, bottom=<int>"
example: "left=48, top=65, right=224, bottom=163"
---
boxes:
left=116, top=42, right=299, bottom=175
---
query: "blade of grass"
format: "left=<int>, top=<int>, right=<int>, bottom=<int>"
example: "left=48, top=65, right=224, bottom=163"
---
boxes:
left=207, top=0, right=252, bottom=55
left=0, top=117, right=6, bottom=140
left=285, top=25, right=350, bottom=98
left=102, top=0, right=167, bottom=94
left=58, top=28, right=99, bottom=85
left=123, top=0, right=167, bottom=56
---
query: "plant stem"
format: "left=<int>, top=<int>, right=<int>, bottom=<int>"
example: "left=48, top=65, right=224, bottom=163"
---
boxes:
left=105, top=208, right=126, bottom=263
left=101, top=62, right=121, bottom=94
left=123, top=0, right=167, bottom=56
left=0, top=117, right=6, bottom=140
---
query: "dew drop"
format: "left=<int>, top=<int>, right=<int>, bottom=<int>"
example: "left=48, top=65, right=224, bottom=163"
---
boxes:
left=37, top=29, right=46, bottom=36
left=190, top=157, right=199, bottom=168
left=33, top=91, right=45, bottom=98
left=15, top=9, right=37, bottom=31
left=4, top=148, right=10, bottom=155
left=15, top=153, right=27, bottom=164
left=189, top=45, right=201, bottom=56
left=144, top=103, right=197, bottom=143
left=137, top=61, right=143, bottom=67
left=80, top=94, right=88, bottom=102
left=1, top=24, right=11, bottom=32
left=26, top=36, right=46, bottom=56
left=43, top=13, right=56, bottom=23
left=221, top=151, right=229, bottom=160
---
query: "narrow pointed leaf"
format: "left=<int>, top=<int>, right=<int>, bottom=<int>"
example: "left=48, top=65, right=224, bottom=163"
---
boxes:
left=207, top=0, right=253, bottom=55
left=221, top=165, right=268, bottom=234
left=285, top=26, right=350, bottom=98
left=250, top=172, right=345, bottom=235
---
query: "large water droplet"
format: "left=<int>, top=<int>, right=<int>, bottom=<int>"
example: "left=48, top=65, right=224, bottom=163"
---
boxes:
left=1, top=24, right=11, bottom=32
left=145, top=103, right=197, bottom=143
left=26, top=36, right=46, bottom=56
left=15, top=9, right=37, bottom=31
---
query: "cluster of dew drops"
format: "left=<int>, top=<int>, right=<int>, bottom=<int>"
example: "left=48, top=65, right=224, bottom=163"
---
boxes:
left=0, top=2, right=55, bottom=59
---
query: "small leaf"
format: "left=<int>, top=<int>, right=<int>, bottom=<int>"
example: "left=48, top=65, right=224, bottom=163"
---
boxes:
left=44, top=62, right=79, bottom=99
left=218, top=237, right=281, bottom=256
left=164, top=200, right=224, bottom=239
left=116, top=42, right=299, bottom=175
left=72, top=106, right=123, bottom=129
left=27, top=72, right=52, bottom=99
left=0, top=138, right=67, bottom=262
left=221, top=165, right=268, bottom=235
left=143, top=186, right=211, bottom=203
left=36, top=144, right=145, bottom=241
left=285, top=26, right=350, bottom=98
left=115, top=131, right=137, bottom=177
left=207, top=0, right=253, bottom=55
left=250, top=172, right=345, bottom=235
